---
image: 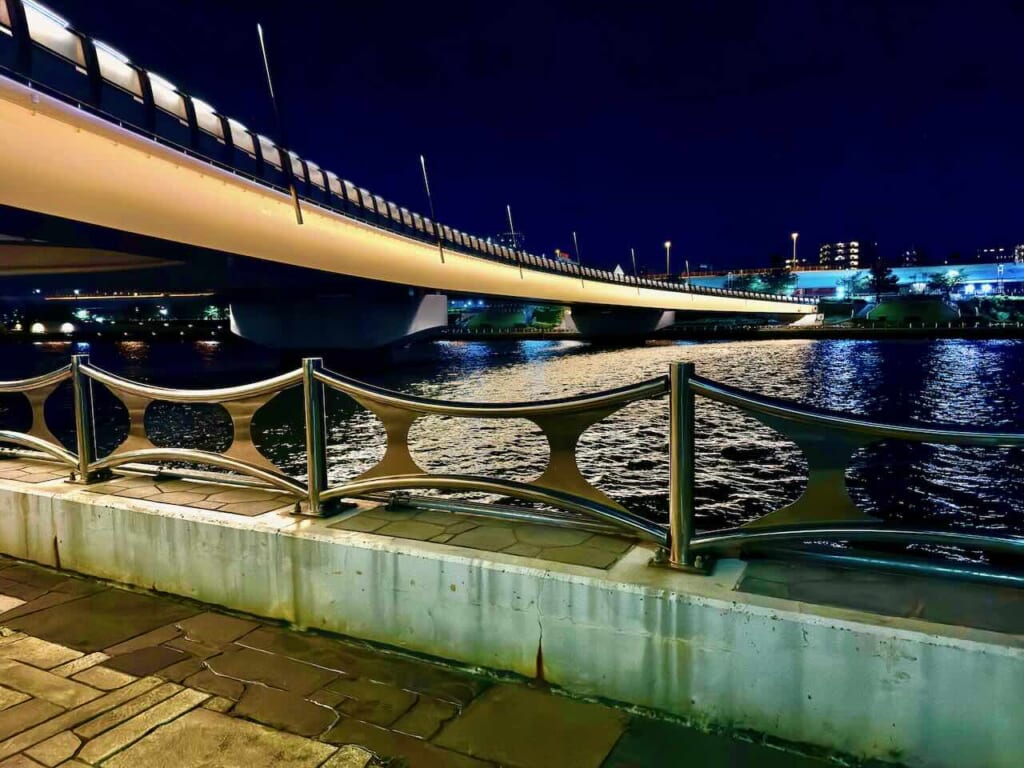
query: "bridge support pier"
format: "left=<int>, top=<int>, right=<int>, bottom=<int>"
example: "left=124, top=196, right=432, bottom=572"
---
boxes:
left=566, top=306, right=675, bottom=340
left=229, top=292, right=448, bottom=350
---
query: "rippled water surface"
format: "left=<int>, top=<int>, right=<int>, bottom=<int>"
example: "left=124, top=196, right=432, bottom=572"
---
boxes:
left=4, top=338, right=1024, bottom=547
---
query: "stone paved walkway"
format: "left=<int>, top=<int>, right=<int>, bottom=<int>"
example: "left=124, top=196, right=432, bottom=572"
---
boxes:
left=0, top=556, right=839, bottom=767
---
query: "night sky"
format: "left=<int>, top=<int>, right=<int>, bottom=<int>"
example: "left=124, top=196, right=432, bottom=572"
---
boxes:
left=58, top=0, right=1024, bottom=272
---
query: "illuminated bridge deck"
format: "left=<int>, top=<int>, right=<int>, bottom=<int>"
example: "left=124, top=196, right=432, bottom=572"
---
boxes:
left=0, top=0, right=814, bottom=317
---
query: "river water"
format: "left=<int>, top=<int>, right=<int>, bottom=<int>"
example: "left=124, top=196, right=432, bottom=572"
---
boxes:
left=3, top=338, right=1024, bottom=561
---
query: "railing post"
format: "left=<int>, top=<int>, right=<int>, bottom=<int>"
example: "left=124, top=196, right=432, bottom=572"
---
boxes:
left=668, top=362, right=697, bottom=569
left=70, top=354, right=99, bottom=483
left=301, top=357, right=329, bottom=516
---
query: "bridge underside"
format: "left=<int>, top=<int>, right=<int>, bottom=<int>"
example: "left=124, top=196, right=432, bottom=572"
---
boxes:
left=0, top=206, right=809, bottom=350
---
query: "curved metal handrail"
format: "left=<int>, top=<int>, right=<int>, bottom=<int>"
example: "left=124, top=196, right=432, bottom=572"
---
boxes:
left=689, top=523, right=1024, bottom=556
left=321, top=473, right=666, bottom=543
left=82, top=364, right=303, bottom=403
left=89, top=448, right=306, bottom=496
left=0, top=431, right=77, bottom=467
left=0, top=365, right=71, bottom=393
left=316, top=367, right=669, bottom=417
left=690, top=375, right=1024, bottom=447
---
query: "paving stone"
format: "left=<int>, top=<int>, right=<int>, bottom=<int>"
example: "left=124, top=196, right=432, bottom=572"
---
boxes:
left=206, top=489, right=279, bottom=503
left=202, top=696, right=234, bottom=713
left=54, top=761, right=89, bottom=768
left=603, top=716, right=829, bottom=767
left=24, top=731, right=80, bottom=767
left=502, top=544, right=543, bottom=558
left=164, top=636, right=223, bottom=659
left=0, top=639, right=82, bottom=670
left=0, top=595, right=86, bottom=625
left=0, top=700, right=63, bottom=741
left=176, top=612, right=259, bottom=646
left=206, top=648, right=338, bottom=696
left=0, top=631, right=26, bottom=646
left=441, top=521, right=480, bottom=535
left=0, top=579, right=47, bottom=604
left=101, top=646, right=186, bottom=676
left=234, top=685, right=337, bottom=737
left=321, top=745, right=373, bottom=768
left=325, top=718, right=491, bottom=768
left=70, top=666, right=134, bottom=690
left=325, top=678, right=416, bottom=726
left=0, top=687, right=29, bottom=713
left=586, top=534, right=634, bottom=554
left=152, top=491, right=209, bottom=506
left=220, top=500, right=291, bottom=516
left=0, top=678, right=163, bottom=761
left=434, top=684, right=628, bottom=768
left=73, top=682, right=181, bottom=739
left=514, top=525, right=591, bottom=548
left=240, top=627, right=485, bottom=706
left=376, top=521, right=448, bottom=541
left=157, top=656, right=205, bottom=683
left=49, top=581, right=104, bottom=599
left=183, top=669, right=245, bottom=700
left=76, top=688, right=209, bottom=764
left=411, top=510, right=461, bottom=526
left=0, top=755, right=44, bottom=767
left=0, top=660, right=101, bottom=709
left=393, top=696, right=458, bottom=739
left=429, top=534, right=455, bottom=543
left=103, top=708, right=335, bottom=767
left=447, top=526, right=519, bottom=552
left=0, top=598, right=25, bottom=615
left=309, top=688, right=346, bottom=708
left=5, top=590, right=198, bottom=653
left=540, top=545, right=619, bottom=569
left=50, top=654, right=109, bottom=678
left=112, top=485, right=163, bottom=499
left=154, top=480, right=205, bottom=493
left=330, top=515, right=389, bottom=533
left=103, top=625, right=182, bottom=656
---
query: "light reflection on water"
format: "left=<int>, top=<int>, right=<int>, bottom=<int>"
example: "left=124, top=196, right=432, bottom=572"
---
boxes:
left=4, top=338, right=1024, bottom=546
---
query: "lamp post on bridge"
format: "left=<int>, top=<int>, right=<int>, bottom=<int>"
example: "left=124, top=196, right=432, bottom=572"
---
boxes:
left=791, top=232, right=799, bottom=269
left=664, top=241, right=672, bottom=280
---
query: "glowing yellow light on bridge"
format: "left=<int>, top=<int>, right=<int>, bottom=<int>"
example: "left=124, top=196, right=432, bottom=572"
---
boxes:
left=30, top=322, right=46, bottom=334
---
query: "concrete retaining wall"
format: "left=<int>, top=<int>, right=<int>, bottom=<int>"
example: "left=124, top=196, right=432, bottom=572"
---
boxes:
left=2, top=480, right=1021, bottom=767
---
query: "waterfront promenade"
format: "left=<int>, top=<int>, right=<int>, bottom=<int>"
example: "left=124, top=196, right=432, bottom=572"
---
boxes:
left=0, top=550, right=833, bottom=768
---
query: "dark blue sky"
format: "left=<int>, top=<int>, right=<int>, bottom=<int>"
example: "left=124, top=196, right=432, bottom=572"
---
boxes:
left=61, top=0, right=1024, bottom=271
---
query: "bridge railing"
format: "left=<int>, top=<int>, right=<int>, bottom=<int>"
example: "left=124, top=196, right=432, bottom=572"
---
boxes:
left=667, top=362, right=1024, bottom=579
left=0, top=2, right=815, bottom=308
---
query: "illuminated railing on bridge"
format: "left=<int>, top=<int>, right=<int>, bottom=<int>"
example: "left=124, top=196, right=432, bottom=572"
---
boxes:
left=2, top=355, right=1024, bottom=583
left=0, top=0, right=815, bottom=307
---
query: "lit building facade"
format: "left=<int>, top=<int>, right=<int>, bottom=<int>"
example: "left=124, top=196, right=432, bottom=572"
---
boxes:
left=819, top=240, right=878, bottom=269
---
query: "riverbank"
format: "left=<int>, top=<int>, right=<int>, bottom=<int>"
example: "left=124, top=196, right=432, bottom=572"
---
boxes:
left=3, top=460, right=1021, bottom=766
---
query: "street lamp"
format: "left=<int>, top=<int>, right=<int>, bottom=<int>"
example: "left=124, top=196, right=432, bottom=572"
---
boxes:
left=664, top=241, right=672, bottom=278
left=791, top=232, right=799, bottom=268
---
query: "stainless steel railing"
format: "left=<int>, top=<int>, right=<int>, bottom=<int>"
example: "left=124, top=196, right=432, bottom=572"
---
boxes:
left=0, top=355, right=669, bottom=544
left=666, top=362, right=1024, bottom=574
left=3, top=354, right=1023, bottom=578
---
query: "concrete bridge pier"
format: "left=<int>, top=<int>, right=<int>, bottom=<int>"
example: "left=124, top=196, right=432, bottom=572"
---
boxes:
left=229, top=292, right=448, bottom=350
left=565, top=305, right=675, bottom=339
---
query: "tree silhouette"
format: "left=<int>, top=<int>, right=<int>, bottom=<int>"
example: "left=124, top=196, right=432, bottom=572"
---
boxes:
left=867, top=259, right=899, bottom=302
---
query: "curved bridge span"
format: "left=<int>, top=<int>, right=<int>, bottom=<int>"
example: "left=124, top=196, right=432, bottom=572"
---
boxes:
left=0, top=1, right=815, bottom=346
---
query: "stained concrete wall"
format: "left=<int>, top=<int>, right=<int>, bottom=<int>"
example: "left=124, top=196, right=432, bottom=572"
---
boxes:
left=1, top=481, right=1022, bottom=768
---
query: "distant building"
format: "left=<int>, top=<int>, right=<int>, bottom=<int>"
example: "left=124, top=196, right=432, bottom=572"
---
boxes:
left=1016, top=244, right=1024, bottom=263
left=976, top=246, right=1014, bottom=262
left=818, top=240, right=877, bottom=269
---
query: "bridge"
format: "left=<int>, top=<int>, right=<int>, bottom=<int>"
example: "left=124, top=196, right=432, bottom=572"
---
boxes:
left=0, top=0, right=815, bottom=347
